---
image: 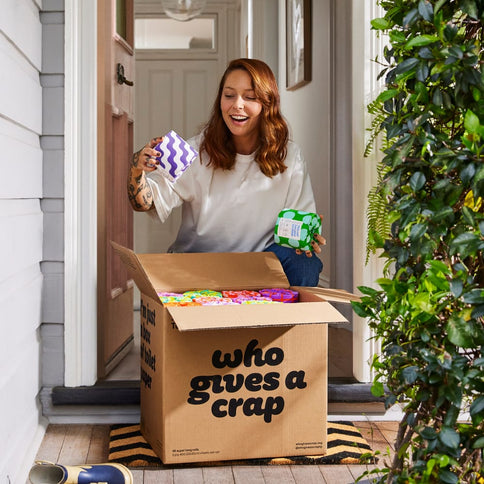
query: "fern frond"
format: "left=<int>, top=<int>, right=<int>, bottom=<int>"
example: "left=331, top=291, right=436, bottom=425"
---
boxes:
left=364, top=111, right=387, bottom=158
left=364, top=97, right=387, bottom=158
left=365, top=161, right=392, bottom=264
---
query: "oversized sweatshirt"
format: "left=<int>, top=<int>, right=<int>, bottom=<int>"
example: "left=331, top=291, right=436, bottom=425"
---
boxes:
left=146, top=134, right=316, bottom=253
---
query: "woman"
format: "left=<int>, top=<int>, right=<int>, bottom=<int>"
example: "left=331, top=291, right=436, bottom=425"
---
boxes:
left=128, top=58, right=324, bottom=286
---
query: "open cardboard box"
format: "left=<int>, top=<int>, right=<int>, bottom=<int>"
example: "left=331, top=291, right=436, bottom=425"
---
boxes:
left=112, top=242, right=358, bottom=464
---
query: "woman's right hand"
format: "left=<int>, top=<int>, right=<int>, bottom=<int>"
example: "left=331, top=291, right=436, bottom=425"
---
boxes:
left=132, top=136, right=164, bottom=173
left=128, top=136, right=163, bottom=211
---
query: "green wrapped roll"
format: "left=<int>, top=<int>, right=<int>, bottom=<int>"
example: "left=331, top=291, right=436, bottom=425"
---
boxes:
left=274, top=209, right=322, bottom=251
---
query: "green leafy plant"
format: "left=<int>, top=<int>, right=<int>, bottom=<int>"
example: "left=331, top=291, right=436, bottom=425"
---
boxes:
left=353, top=1, right=484, bottom=482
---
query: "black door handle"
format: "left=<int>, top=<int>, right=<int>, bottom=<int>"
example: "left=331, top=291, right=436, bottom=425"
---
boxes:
left=116, top=63, right=134, bottom=86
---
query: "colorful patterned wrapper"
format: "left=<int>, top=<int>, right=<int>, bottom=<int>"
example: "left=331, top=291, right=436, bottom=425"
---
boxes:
left=183, top=290, right=222, bottom=299
left=154, top=130, right=198, bottom=182
left=159, top=295, right=193, bottom=304
left=240, top=299, right=280, bottom=304
left=164, top=300, right=202, bottom=307
left=259, top=288, right=299, bottom=303
left=233, top=296, right=274, bottom=304
left=222, top=290, right=261, bottom=299
left=194, top=296, right=237, bottom=306
left=158, top=292, right=184, bottom=298
left=274, top=209, right=322, bottom=251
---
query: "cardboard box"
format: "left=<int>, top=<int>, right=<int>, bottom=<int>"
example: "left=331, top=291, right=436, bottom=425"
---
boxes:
left=112, top=243, right=356, bottom=464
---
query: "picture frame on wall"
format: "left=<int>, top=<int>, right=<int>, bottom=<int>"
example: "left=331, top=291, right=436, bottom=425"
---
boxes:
left=286, top=0, right=312, bottom=91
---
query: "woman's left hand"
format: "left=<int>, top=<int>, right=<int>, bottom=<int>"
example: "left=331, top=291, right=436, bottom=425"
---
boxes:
left=295, top=214, right=326, bottom=257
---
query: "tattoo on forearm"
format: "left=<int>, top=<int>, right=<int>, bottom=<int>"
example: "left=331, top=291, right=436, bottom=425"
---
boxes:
left=132, top=150, right=141, bottom=168
left=127, top=166, right=153, bottom=211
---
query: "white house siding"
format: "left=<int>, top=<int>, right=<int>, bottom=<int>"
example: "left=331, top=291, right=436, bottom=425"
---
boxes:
left=40, top=0, right=65, bottom=390
left=0, top=0, right=65, bottom=482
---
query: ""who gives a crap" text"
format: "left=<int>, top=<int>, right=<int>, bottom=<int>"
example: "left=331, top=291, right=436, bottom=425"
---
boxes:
left=187, top=339, right=307, bottom=423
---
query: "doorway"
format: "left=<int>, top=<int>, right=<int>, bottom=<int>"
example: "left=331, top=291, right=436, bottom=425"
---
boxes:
left=101, top=0, right=357, bottom=385
left=65, top=0, right=371, bottom=394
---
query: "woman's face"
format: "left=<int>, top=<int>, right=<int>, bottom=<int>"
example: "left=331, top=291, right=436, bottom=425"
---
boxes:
left=220, top=69, right=262, bottom=153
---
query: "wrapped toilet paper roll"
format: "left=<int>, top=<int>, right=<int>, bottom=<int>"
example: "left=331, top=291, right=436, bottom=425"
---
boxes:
left=154, top=130, right=198, bottom=182
left=259, top=288, right=299, bottom=303
left=274, top=209, right=322, bottom=252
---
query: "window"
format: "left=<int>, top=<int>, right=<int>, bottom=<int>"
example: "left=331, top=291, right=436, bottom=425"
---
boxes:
left=135, top=17, right=215, bottom=50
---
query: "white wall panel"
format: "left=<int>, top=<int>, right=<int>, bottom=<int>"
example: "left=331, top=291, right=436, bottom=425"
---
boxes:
left=0, top=34, right=42, bottom=134
left=0, top=200, right=43, bottom=282
left=0, top=0, right=42, bottom=70
left=0, top=339, right=41, bottom=482
left=0, top=266, right=42, bottom=371
left=0, top=1, right=45, bottom=483
left=43, top=149, right=64, bottom=198
left=0, top=117, right=42, bottom=199
left=40, top=323, right=65, bottom=386
left=41, top=262, right=64, bottom=323
left=0, top=413, right=45, bottom=484
left=42, top=21, right=64, bottom=73
left=43, top=86, right=64, bottom=135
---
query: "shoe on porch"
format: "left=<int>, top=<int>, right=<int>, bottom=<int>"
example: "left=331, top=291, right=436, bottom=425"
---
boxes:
left=28, top=460, right=133, bottom=484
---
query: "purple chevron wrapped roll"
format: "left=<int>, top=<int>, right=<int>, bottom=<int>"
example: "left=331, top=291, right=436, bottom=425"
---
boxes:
left=154, top=130, right=198, bottom=182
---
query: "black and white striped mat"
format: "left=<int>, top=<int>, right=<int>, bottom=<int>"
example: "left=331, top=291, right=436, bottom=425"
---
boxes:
left=108, top=421, right=374, bottom=467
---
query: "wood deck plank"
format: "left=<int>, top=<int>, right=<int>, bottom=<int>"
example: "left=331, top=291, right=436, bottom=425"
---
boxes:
left=261, top=464, right=296, bottom=484
left=319, top=465, right=355, bottom=483
left=202, top=465, right=235, bottom=483
left=348, top=463, right=382, bottom=481
left=57, top=424, right=94, bottom=465
left=131, top=469, right=145, bottom=484
left=289, top=465, right=326, bottom=483
left=143, top=469, right=173, bottom=484
left=354, top=421, right=394, bottom=459
left=33, top=424, right=67, bottom=463
left=173, top=467, right=204, bottom=484
left=374, top=421, right=399, bottom=471
left=86, top=424, right=110, bottom=463
left=375, top=421, right=399, bottom=452
left=232, top=465, right=265, bottom=484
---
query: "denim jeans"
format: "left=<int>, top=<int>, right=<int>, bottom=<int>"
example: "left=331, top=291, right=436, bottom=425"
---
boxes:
left=263, top=242, right=323, bottom=287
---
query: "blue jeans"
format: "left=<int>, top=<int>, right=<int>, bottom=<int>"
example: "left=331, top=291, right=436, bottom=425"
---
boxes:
left=263, top=243, right=323, bottom=287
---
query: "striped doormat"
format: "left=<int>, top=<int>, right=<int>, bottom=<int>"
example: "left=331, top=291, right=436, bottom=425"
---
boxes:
left=108, top=422, right=374, bottom=467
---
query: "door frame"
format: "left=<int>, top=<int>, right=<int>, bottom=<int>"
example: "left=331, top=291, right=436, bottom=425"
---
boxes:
left=351, top=0, right=385, bottom=382
left=64, top=0, right=98, bottom=387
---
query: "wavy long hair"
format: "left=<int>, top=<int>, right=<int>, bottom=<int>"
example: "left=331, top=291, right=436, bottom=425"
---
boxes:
left=199, top=58, right=289, bottom=177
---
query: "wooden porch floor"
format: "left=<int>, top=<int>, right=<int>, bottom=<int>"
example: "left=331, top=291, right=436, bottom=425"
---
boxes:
left=31, top=421, right=399, bottom=483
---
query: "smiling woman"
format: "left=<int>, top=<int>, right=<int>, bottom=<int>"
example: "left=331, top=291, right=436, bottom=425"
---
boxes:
left=220, top=69, right=262, bottom=155
left=199, top=58, right=290, bottom=176
left=128, top=57, right=325, bottom=287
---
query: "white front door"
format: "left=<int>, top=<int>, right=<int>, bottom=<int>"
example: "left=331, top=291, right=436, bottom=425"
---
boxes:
left=131, top=2, right=240, bottom=309
left=133, top=59, right=220, bottom=254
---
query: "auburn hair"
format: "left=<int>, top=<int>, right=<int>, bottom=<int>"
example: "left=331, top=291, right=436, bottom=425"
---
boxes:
left=199, top=58, right=289, bottom=177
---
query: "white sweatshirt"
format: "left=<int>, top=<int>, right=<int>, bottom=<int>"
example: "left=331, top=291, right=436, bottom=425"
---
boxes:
left=146, top=135, right=316, bottom=253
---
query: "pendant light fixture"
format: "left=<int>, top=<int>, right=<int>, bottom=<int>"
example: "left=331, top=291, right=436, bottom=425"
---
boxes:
left=161, top=0, right=207, bottom=21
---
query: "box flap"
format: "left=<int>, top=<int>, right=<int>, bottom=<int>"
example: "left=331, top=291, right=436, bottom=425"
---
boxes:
left=295, top=287, right=361, bottom=303
left=166, top=301, right=347, bottom=331
left=111, top=242, right=160, bottom=301
left=137, top=251, right=289, bottom=293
